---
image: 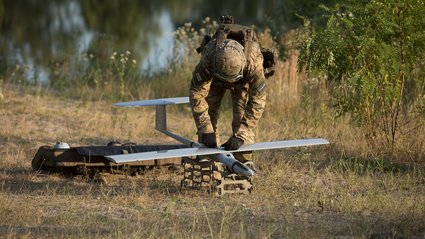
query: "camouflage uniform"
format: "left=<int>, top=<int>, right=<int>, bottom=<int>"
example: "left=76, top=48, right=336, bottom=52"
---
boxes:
left=189, top=38, right=266, bottom=162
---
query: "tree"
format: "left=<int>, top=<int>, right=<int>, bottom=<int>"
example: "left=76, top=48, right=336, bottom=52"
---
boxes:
left=300, top=0, right=425, bottom=154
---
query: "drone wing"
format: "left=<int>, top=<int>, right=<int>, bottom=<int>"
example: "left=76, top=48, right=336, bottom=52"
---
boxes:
left=110, top=97, right=329, bottom=165
left=114, top=97, right=189, bottom=107
left=106, top=138, right=329, bottom=164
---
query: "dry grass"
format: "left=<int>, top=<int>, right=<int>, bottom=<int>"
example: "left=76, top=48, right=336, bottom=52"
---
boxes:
left=0, top=85, right=424, bottom=238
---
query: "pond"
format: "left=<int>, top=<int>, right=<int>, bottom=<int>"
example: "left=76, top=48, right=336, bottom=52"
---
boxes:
left=0, top=0, right=336, bottom=83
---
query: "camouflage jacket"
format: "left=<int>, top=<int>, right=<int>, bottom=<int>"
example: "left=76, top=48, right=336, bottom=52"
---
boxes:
left=189, top=39, right=266, bottom=143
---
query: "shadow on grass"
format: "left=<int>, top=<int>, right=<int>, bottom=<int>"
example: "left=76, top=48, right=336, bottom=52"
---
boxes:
left=0, top=135, right=32, bottom=145
left=318, top=156, right=423, bottom=176
left=0, top=224, right=113, bottom=238
left=0, top=166, right=186, bottom=197
left=256, top=146, right=424, bottom=177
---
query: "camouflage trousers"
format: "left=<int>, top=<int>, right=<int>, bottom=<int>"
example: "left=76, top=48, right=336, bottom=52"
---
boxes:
left=201, top=80, right=253, bottom=163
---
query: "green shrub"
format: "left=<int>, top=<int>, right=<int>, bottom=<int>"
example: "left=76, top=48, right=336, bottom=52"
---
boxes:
left=300, top=0, right=425, bottom=154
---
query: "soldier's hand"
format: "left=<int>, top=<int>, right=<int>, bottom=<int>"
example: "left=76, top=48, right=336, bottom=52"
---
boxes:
left=201, top=133, right=217, bottom=148
left=222, top=136, right=243, bottom=150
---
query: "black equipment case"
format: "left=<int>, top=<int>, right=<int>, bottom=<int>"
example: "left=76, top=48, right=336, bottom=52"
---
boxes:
left=32, top=144, right=187, bottom=172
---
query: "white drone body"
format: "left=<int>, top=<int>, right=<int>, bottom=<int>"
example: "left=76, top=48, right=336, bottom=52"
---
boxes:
left=106, top=97, right=329, bottom=177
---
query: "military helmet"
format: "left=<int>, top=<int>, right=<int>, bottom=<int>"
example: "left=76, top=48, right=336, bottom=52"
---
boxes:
left=213, top=39, right=246, bottom=83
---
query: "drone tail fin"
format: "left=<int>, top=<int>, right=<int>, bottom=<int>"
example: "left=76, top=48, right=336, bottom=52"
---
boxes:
left=114, top=97, right=195, bottom=146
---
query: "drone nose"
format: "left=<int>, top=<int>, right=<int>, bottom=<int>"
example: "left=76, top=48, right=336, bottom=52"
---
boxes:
left=231, top=161, right=254, bottom=177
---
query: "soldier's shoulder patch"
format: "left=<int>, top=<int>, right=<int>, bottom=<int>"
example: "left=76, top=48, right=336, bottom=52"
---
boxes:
left=195, top=72, right=203, bottom=82
left=202, top=67, right=212, bottom=78
left=249, top=73, right=261, bottom=84
left=193, top=67, right=212, bottom=86
left=250, top=76, right=266, bottom=93
left=255, top=81, right=266, bottom=93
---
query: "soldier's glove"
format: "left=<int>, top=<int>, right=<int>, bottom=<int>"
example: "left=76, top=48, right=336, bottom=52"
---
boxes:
left=201, top=133, right=217, bottom=148
left=222, top=136, right=243, bottom=150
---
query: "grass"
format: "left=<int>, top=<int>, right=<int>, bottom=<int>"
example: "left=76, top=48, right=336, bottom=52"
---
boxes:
left=0, top=86, right=424, bottom=238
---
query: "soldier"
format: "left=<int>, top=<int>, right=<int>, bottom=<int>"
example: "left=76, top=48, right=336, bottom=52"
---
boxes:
left=189, top=16, right=267, bottom=164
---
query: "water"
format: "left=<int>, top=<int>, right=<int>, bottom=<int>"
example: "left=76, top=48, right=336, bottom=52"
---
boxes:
left=0, top=0, right=336, bottom=83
